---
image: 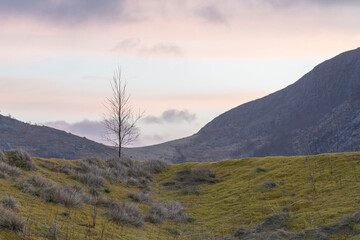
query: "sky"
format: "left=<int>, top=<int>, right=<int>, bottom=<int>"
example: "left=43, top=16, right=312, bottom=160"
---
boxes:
left=1, top=0, right=360, bottom=147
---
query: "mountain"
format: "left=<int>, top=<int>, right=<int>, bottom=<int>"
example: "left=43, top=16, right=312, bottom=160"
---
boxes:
left=127, top=47, right=360, bottom=162
left=0, top=114, right=116, bottom=159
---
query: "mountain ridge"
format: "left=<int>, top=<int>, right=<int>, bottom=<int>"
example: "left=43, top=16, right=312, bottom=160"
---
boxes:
left=127, top=47, right=360, bottom=162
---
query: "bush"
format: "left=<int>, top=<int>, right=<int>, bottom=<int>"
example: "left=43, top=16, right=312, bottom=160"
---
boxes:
left=146, top=160, right=168, bottom=174
left=0, top=206, right=25, bottom=233
left=0, top=162, right=21, bottom=179
left=127, top=192, right=152, bottom=205
left=0, top=150, right=8, bottom=163
left=146, top=201, right=188, bottom=224
left=1, top=195, right=19, bottom=210
left=17, top=175, right=83, bottom=209
left=107, top=202, right=144, bottom=228
left=146, top=205, right=167, bottom=224
left=74, top=172, right=106, bottom=188
left=6, top=149, right=35, bottom=171
left=41, top=184, right=83, bottom=209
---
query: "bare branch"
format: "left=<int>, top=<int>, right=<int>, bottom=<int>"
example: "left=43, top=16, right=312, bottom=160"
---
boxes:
left=103, top=67, right=143, bottom=158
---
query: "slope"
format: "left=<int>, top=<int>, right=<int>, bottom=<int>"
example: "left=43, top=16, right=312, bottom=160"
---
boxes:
left=128, top=47, right=360, bottom=162
left=0, top=114, right=116, bottom=159
left=1, top=151, right=360, bottom=239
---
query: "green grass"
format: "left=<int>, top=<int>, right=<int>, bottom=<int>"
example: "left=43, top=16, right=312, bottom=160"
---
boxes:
left=1, top=152, right=360, bottom=239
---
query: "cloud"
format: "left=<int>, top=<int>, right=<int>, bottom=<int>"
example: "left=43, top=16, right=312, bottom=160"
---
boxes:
left=146, top=43, right=182, bottom=55
left=0, top=0, right=127, bottom=24
left=196, top=5, right=226, bottom=23
left=142, top=109, right=196, bottom=124
left=113, top=39, right=141, bottom=51
left=113, top=39, right=182, bottom=56
left=44, top=119, right=107, bottom=144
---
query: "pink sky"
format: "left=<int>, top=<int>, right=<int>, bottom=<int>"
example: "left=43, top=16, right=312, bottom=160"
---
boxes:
left=1, top=0, right=360, bottom=146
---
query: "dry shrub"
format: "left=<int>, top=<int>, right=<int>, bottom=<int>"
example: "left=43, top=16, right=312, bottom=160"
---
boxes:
left=146, top=201, right=188, bottom=224
left=17, top=175, right=83, bottom=209
left=74, top=172, right=106, bottom=188
left=0, top=206, right=25, bottom=233
left=0, top=150, right=8, bottom=163
left=1, top=195, right=19, bottom=210
left=6, top=149, right=35, bottom=171
left=146, top=160, right=168, bottom=174
left=107, top=202, right=144, bottom=228
left=146, top=204, right=167, bottom=224
left=127, top=191, right=153, bottom=205
left=0, top=162, right=21, bottom=179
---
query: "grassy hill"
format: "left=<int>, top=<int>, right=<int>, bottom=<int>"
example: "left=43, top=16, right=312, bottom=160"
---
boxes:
left=0, top=150, right=360, bottom=239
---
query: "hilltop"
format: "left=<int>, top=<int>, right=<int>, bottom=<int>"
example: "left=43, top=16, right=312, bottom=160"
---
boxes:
left=129, top=47, right=360, bottom=162
left=0, top=150, right=360, bottom=239
left=0, top=114, right=116, bottom=159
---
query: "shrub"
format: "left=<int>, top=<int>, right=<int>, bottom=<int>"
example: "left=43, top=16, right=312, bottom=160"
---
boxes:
left=0, top=206, right=25, bottom=233
left=146, top=160, right=168, bottom=174
left=1, top=195, right=19, bottom=210
left=146, top=205, right=167, bottom=224
left=127, top=192, right=152, bottom=205
left=17, top=175, right=83, bottom=209
left=6, top=149, right=35, bottom=170
left=262, top=181, right=277, bottom=189
left=146, top=201, right=188, bottom=224
left=41, top=222, right=62, bottom=239
left=97, top=195, right=112, bottom=207
left=0, top=150, right=8, bottom=163
left=74, top=172, right=106, bottom=188
left=0, top=162, right=21, bottom=179
left=166, top=201, right=187, bottom=221
left=41, top=184, right=83, bottom=209
left=107, top=202, right=144, bottom=228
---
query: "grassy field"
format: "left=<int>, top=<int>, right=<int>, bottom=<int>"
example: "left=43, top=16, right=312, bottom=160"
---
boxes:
left=1, top=152, right=360, bottom=239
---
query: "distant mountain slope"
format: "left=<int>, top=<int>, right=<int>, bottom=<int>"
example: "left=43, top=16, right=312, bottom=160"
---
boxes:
left=0, top=114, right=116, bottom=159
left=128, top=47, right=360, bottom=162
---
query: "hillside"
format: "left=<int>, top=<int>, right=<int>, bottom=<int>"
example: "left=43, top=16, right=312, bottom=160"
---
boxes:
left=128, top=47, right=360, bottom=163
left=0, top=114, right=116, bottom=159
left=1, top=150, right=360, bottom=239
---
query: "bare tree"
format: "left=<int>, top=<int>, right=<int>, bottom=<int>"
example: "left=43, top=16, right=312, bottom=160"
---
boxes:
left=104, top=67, right=143, bottom=159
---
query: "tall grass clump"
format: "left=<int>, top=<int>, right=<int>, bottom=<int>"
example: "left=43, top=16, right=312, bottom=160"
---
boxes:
left=17, top=175, right=83, bottom=209
left=1, top=195, right=19, bottom=210
left=146, top=201, right=188, bottom=224
left=127, top=191, right=153, bottom=205
left=5, top=149, right=35, bottom=170
left=0, top=150, right=8, bottom=163
left=0, top=206, right=25, bottom=233
left=0, top=162, right=21, bottom=179
left=107, top=202, right=144, bottom=228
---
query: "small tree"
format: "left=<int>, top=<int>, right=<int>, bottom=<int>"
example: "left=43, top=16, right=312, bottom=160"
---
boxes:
left=104, top=67, right=143, bottom=159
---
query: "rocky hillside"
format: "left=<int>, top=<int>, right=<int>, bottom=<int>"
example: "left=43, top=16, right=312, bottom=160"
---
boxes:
left=0, top=114, right=116, bottom=159
left=129, top=47, right=360, bottom=162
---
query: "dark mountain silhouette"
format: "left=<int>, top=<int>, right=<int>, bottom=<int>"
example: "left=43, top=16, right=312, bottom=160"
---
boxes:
left=0, top=114, right=116, bottom=159
left=127, top=47, right=360, bottom=162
